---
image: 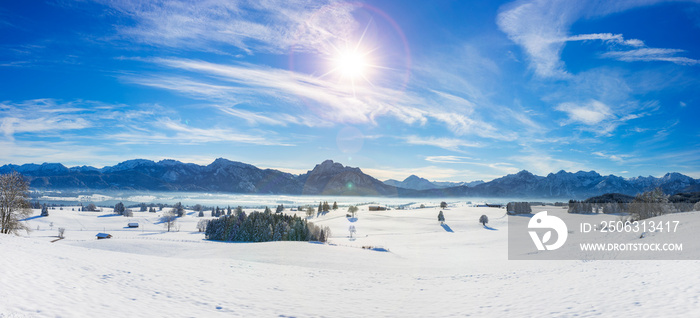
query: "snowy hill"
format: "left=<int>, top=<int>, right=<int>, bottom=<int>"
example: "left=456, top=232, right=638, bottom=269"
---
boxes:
left=2, top=202, right=699, bottom=316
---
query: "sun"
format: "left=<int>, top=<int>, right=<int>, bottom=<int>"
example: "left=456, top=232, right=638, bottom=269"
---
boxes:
left=334, top=49, right=368, bottom=80
left=319, top=21, right=384, bottom=95
left=322, top=42, right=377, bottom=90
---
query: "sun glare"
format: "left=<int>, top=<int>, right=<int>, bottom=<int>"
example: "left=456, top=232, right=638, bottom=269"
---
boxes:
left=319, top=21, right=385, bottom=95
left=335, top=50, right=367, bottom=79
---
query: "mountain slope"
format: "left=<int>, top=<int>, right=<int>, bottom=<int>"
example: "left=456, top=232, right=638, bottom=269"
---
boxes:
left=298, top=160, right=408, bottom=196
left=1, top=160, right=698, bottom=198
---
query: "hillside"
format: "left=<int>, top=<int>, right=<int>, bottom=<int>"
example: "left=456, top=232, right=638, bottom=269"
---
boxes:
left=2, top=202, right=699, bottom=316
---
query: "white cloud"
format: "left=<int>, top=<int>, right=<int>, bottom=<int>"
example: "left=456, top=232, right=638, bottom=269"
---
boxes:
left=425, top=156, right=473, bottom=164
left=496, top=0, right=580, bottom=78
left=110, top=118, right=293, bottom=146
left=602, top=48, right=700, bottom=65
left=556, top=100, right=613, bottom=125
left=592, top=151, right=629, bottom=163
left=404, top=136, right=481, bottom=152
left=127, top=58, right=522, bottom=141
left=496, top=0, right=685, bottom=78
left=564, top=33, right=644, bottom=47
left=98, top=0, right=359, bottom=55
left=0, top=99, right=115, bottom=139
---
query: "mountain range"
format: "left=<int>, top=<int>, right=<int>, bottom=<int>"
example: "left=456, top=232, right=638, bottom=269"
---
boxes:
left=384, top=175, right=484, bottom=191
left=1, top=159, right=699, bottom=199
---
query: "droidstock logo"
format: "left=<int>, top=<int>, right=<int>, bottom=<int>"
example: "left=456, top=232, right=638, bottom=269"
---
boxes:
left=528, top=211, right=568, bottom=251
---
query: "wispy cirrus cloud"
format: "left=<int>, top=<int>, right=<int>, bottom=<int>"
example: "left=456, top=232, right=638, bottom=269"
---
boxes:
left=110, top=118, right=293, bottom=146
left=424, top=155, right=473, bottom=164
left=592, top=151, right=630, bottom=163
left=0, top=98, right=294, bottom=151
left=0, top=99, right=115, bottom=139
left=496, top=0, right=690, bottom=78
left=97, top=0, right=358, bottom=55
left=554, top=99, right=652, bottom=136
left=125, top=58, right=519, bottom=141
left=564, top=33, right=644, bottom=47
left=602, top=48, right=700, bottom=65
left=403, top=136, right=481, bottom=152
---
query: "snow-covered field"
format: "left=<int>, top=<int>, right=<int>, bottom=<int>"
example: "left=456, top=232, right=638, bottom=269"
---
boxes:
left=2, top=202, right=699, bottom=317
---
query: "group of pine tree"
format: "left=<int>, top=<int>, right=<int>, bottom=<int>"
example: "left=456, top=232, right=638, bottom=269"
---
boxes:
left=205, top=209, right=330, bottom=243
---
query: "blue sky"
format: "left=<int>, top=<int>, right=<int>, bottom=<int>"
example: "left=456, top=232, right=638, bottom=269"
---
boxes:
left=1, top=0, right=699, bottom=182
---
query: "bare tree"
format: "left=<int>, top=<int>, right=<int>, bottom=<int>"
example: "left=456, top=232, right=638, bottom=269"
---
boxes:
left=347, top=205, right=358, bottom=218
left=629, top=188, right=674, bottom=221
left=306, top=206, right=315, bottom=218
left=161, top=208, right=178, bottom=232
left=196, top=219, right=208, bottom=232
left=0, top=172, right=32, bottom=235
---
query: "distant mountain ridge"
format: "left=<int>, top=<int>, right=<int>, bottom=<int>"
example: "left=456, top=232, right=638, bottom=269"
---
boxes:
left=1, top=159, right=698, bottom=199
left=383, top=175, right=484, bottom=190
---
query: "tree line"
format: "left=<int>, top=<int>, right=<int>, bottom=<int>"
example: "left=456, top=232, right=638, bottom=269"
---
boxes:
left=205, top=209, right=330, bottom=243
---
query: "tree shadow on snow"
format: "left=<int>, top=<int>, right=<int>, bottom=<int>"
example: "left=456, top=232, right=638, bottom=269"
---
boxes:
left=483, top=225, right=498, bottom=231
left=508, top=213, right=534, bottom=218
left=21, top=215, right=45, bottom=221
left=97, top=214, right=121, bottom=218
left=441, top=223, right=454, bottom=232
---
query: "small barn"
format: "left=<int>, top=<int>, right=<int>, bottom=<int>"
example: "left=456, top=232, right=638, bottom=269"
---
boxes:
left=127, top=222, right=139, bottom=228
left=96, top=233, right=112, bottom=239
left=368, top=206, right=388, bottom=211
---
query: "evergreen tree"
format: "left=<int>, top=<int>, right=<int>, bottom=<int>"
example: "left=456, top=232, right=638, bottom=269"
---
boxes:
left=114, top=202, right=125, bottom=215
left=479, top=214, right=488, bottom=226
left=318, top=202, right=323, bottom=214
left=438, top=210, right=445, bottom=224
left=264, top=206, right=271, bottom=214
left=332, top=201, right=338, bottom=210
left=273, top=221, right=289, bottom=241
left=172, top=202, right=185, bottom=217
left=40, top=204, right=49, bottom=217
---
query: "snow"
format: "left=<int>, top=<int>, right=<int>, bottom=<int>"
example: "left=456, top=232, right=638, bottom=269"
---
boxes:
left=1, top=202, right=699, bottom=317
